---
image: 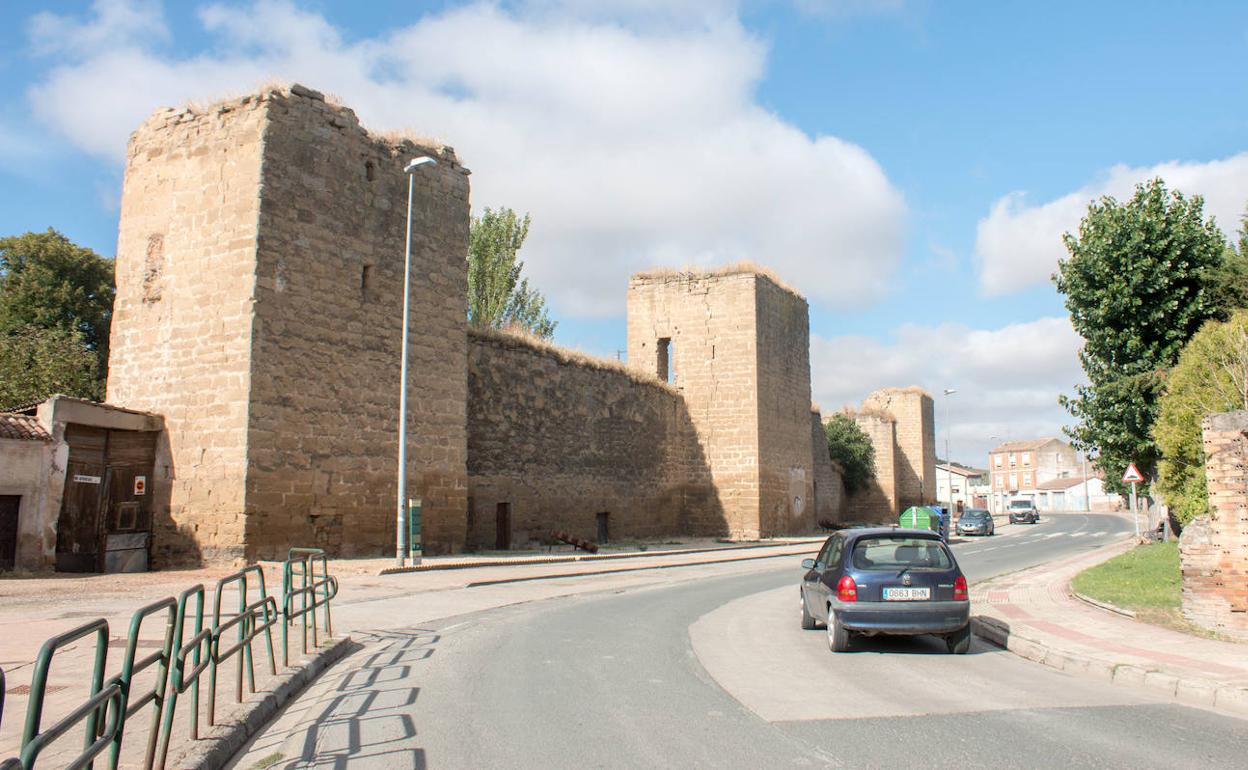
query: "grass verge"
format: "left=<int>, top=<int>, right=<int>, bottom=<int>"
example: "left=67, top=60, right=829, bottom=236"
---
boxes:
left=1071, top=541, right=1179, bottom=611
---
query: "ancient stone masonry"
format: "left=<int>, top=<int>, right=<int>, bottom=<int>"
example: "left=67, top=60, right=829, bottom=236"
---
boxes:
left=466, top=329, right=719, bottom=547
left=626, top=270, right=816, bottom=539
left=106, top=84, right=864, bottom=565
left=109, top=85, right=470, bottom=564
left=839, top=387, right=935, bottom=521
left=1180, top=411, right=1248, bottom=641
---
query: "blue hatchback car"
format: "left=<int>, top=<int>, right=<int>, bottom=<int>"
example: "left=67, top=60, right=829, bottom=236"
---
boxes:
left=800, top=527, right=972, bottom=654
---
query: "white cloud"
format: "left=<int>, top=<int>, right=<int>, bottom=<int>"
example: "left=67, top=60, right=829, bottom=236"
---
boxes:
left=812, top=316, right=1086, bottom=465
left=23, top=0, right=907, bottom=317
left=976, top=152, right=1248, bottom=296
left=28, top=0, right=168, bottom=56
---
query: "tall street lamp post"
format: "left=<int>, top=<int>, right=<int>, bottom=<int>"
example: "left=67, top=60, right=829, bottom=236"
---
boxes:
left=396, top=156, right=438, bottom=568
left=942, top=388, right=957, bottom=517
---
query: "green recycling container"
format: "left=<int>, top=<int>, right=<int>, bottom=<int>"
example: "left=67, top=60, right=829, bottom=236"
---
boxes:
left=899, top=506, right=938, bottom=532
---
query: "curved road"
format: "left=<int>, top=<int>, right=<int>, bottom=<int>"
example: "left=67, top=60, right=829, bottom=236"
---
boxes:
left=234, top=514, right=1246, bottom=769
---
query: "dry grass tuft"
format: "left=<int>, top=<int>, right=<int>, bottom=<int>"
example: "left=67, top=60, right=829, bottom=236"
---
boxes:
left=469, top=326, right=676, bottom=392
left=374, top=129, right=447, bottom=154
left=840, top=405, right=895, bottom=422
left=632, top=261, right=805, bottom=300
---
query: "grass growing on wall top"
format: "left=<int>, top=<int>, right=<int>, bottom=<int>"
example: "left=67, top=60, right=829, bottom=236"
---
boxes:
left=1072, top=541, right=1180, bottom=611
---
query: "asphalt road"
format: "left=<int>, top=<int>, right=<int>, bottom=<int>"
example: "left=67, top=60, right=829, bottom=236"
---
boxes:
left=234, top=514, right=1247, bottom=769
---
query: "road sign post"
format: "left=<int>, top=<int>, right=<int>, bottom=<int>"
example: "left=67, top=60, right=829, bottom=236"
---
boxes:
left=1122, top=463, right=1146, bottom=537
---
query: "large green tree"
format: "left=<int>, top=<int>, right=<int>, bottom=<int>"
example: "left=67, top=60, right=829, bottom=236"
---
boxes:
left=1206, top=207, right=1248, bottom=315
left=0, top=325, right=103, bottom=407
left=0, top=229, right=114, bottom=405
left=1054, top=179, right=1227, bottom=494
left=1153, top=311, right=1248, bottom=526
left=467, top=208, right=556, bottom=339
left=825, top=412, right=876, bottom=494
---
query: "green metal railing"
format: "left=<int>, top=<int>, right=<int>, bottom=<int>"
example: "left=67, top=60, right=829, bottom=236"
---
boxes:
left=281, top=549, right=338, bottom=666
left=20, top=619, right=124, bottom=770
left=207, top=568, right=278, bottom=726
left=106, top=598, right=176, bottom=770
left=154, top=585, right=210, bottom=770
left=9, top=549, right=336, bottom=769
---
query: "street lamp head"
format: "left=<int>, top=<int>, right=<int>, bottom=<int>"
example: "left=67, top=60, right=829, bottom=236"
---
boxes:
left=943, top=388, right=957, bottom=396
left=404, top=156, right=438, bottom=173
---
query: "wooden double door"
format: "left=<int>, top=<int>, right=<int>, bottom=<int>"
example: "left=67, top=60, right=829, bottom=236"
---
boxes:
left=55, top=426, right=156, bottom=573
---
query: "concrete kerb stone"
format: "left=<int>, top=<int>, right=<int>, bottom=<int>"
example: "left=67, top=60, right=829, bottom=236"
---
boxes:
left=168, top=635, right=354, bottom=770
left=969, top=538, right=1248, bottom=719
left=378, top=537, right=827, bottom=576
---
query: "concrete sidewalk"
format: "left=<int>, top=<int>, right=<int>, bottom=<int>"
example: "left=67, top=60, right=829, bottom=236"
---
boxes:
left=971, top=538, right=1248, bottom=717
left=0, top=536, right=824, bottom=768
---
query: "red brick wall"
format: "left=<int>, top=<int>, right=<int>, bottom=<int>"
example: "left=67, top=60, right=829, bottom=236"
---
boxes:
left=1180, top=411, right=1248, bottom=641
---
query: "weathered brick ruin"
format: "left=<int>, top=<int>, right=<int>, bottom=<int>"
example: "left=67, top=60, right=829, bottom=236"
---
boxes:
left=109, top=85, right=470, bottom=562
left=104, top=84, right=880, bottom=564
left=1179, top=411, right=1248, bottom=641
left=843, top=387, right=936, bottom=520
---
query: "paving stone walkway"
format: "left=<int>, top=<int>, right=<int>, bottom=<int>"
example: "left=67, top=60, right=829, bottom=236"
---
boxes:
left=973, top=539, right=1248, bottom=715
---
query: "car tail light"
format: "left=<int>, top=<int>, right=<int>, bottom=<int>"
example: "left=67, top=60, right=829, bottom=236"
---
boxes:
left=836, top=575, right=857, bottom=602
left=953, top=575, right=968, bottom=601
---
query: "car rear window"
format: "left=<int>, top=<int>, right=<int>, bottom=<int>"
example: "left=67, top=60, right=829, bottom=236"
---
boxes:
left=851, top=537, right=952, bottom=570
left=1010, top=501, right=1033, bottom=509
left=962, top=510, right=989, bottom=520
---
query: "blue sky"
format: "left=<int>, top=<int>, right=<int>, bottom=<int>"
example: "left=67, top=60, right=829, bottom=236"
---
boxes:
left=2, top=0, right=1247, bottom=464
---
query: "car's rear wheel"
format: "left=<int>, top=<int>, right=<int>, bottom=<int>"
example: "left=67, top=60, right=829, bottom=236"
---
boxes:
left=946, top=623, right=971, bottom=655
left=800, top=589, right=817, bottom=630
left=828, top=611, right=851, bottom=652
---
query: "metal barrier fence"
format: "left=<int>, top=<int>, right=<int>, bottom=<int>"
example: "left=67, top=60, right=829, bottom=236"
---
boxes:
left=3, top=549, right=337, bottom=770
left=20, top=620, right=123, bottom=770
left=281, top=549, right=338, bottom=667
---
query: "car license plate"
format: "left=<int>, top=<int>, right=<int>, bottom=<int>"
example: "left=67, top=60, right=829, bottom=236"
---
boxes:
left=883, top=587, right=931, bottom=601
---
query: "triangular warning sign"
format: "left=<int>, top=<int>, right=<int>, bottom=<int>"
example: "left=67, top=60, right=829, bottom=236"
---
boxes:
left=1121, top=463, right=1146, bottom=484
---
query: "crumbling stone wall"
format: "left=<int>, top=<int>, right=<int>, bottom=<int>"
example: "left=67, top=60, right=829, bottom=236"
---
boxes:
left=846, top=410, right=898, bottom=521
left=626, top=270, right=820, bottom=539
left=756, top=278, right=817, bottom=535
left=109, top=97, right=269, bottom=565
left=810, top=410, right=846, bottom=524
left=861, top=387, right=935, bottom=510
left=110, top=85, right=470, bottom=563
left=467, top=329, right=719, bottom=547
left=1180, top=411, right=1248, bottom=641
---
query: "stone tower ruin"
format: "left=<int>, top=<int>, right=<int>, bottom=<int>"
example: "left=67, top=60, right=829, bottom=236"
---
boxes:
left=626, top=269, right=816, bottom=538
left=108, top=85, right=471, bottom=564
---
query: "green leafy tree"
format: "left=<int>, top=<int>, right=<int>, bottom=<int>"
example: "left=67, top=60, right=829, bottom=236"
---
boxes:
left=1207, top=207, right=1248, bottom=315
left=1054, top=179, right=1227, bottom=494
left=0, top=229, right=114, bottom=406
left=1153, top=312, right=1248, bottom=526
left=825, top=412, right=876, bottom=494
left=0, top=325, right=103, bottom=407
left=467, top=208, right=556, bottom=339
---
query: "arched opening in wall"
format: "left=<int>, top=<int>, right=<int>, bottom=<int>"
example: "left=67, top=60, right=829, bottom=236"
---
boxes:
left=365, top=160, right=376, bottom=181
left=360, top=264, right=374, bottom=298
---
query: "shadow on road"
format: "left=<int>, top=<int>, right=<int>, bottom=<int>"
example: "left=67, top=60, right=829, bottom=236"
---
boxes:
left=838, top=632, right=992, bottom=656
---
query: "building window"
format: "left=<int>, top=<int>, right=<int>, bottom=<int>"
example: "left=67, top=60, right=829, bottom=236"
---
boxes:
left=1023, top=452, right=1031, bottom=466
left=1009, top=472, right=1017, bottom=488
left=1023, top=472, right=1032, bottom=487
left=994, top=454, right=1002, bottom=467
left=1009, top=453, right=1017, bottom=467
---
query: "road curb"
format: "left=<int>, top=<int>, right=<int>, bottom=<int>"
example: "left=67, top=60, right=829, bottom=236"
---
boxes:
left=462, top=547, right=816, bottom=588
left=168, top=635, right=355, bottom=770
left=969, top=538, right=1248, bottom=719
left=378, top=538, right=825, bottom=576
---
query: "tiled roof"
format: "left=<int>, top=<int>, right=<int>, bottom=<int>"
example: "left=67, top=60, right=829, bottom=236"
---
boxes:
left=1036, top=476, right=1087, bottom=491
left=989, top=437, right=1061, bottom=453
left=0, top=412, right=51, bottom=441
